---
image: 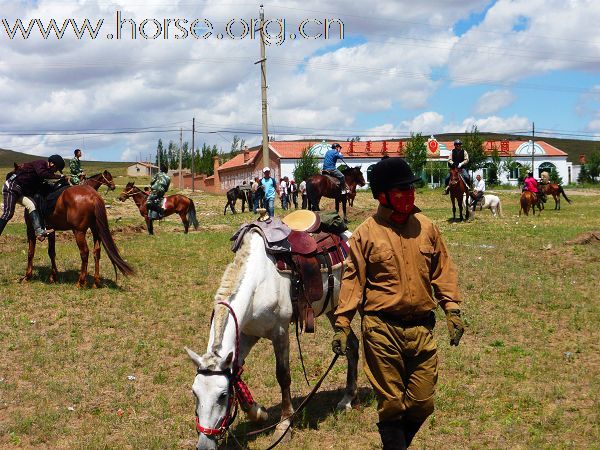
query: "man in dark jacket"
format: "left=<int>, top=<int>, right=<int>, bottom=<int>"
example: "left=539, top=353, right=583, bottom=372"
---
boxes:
left=1, top=155, right=65, bottom=240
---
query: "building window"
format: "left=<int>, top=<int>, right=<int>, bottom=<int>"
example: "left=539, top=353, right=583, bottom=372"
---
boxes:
left=538, top=162, right=556, bottom=178
left=509, top=163, right=522, bottom=179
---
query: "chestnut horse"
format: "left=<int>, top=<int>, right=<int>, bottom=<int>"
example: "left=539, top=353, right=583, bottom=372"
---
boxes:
left=24, top=185, right=134, bottom=287
left=519, top=190, right=543, bottom=216
left=118, top=181, right=199, bottom=235
left=541, top=183, right=571, bottom=210
left=448, top=166, right=470, bottom=221
left=83, top=170, right=116, bottom=192
left=306, top=167, right=366, bottom=221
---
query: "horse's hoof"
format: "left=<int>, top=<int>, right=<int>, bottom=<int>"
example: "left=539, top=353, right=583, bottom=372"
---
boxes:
left=20, top=276, right=31, bottom=283
left=335, top=399, right=353, bottom=412
left=48, top=277, right=56, bottom=284
left=246, top=403, right=269, bottom=423
left=76, top=281, right=86, bottom=289
left=273, top=421, right=292, bottom=444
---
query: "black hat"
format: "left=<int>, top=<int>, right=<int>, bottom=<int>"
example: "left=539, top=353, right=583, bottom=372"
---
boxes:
left=48, top=154, right=65, bottom=172
left=369, top=157, right=421, bottom=198
left=454, top=139, right=462, bottom=145
left=331, top=143, right=342, bottom=149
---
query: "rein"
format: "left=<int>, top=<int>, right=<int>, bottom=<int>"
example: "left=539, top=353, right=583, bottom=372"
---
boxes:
left=194, top=301, right=251, bottom=438
left=248, top=353, right=340, bottom=449
left=120, top=187, right=147, bottom=199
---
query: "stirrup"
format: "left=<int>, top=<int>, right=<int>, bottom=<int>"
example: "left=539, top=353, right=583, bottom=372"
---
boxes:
left=36, top=228, right=54, bottom=242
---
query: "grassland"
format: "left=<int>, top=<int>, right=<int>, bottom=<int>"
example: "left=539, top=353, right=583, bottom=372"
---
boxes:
left=0, top=176, right=598, bottom=449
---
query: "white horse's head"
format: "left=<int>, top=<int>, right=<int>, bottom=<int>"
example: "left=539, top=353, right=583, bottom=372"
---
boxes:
left=186, top=347, right=235, bottom=450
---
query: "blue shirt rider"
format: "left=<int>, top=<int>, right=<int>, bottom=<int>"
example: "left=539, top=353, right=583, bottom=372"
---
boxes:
left=323, top=143, right=347, bottom=192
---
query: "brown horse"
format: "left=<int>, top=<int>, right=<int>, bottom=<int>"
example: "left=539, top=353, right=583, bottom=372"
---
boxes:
left=541, top=183, right=571, bottom=210
left=448, top=167, right=470, bottom=221
left=83, top=170, right=116, bottom=192
left=306, top=166, right=366, bottom=221
left=519, top=190, right=543, bottom=216
left=24, top=185, right=134, bottom=287
left=118, top=181, right=199, bottom=235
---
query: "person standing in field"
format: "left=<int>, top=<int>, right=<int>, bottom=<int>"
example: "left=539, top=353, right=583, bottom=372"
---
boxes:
left=332, top=157, right=465, bottom=449
left=260, top=167, right=277, bottom=218
left=299, top=179, right=307, bottom=209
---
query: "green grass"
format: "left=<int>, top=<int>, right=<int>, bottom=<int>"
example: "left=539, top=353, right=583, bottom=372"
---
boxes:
left=0, top=186, right=599, bottom=449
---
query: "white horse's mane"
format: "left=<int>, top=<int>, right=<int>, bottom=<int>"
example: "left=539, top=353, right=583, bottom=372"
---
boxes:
left=208, top=232, right=254, bottom=359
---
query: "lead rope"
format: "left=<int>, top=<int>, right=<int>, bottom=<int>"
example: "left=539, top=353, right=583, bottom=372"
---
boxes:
left=248, top=353, right=340, bottom=449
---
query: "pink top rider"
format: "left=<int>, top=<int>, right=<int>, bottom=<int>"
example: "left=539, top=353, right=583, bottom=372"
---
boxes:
left=524, top=174, right=538, bottom=193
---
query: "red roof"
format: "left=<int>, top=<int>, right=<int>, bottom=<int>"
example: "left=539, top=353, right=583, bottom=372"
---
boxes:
left=218, top=150, right=260, bottom=171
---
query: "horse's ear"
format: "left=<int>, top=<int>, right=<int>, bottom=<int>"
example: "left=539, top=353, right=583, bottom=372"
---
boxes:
left=185, top=347, right=203, bottom=368
left=222, top=351, right=234, bottom=369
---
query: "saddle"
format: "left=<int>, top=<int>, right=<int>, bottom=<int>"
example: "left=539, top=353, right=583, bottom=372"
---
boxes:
left=321, top=170, right=343, bottom=190
left=33, top=179, right=71, bottom=222
left=230, top=211, right=348, bottom=333
left=275, top=214, right=348, bottom=333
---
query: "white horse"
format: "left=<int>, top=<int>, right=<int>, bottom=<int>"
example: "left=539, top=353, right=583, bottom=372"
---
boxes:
left=185, top=229, right=359, bottom=450
left=466, top=194, right=503, bottom=217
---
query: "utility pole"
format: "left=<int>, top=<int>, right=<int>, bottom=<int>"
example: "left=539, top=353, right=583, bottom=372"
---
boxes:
left=191, top=117, right=195, bottom=192
left=257, top=4, right=270, bottom=171
left=531, top=122, right=535, bottom=176
left=179, top=127, right=183, bottom=189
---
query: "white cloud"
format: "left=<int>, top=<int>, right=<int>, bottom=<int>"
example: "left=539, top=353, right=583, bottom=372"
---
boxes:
left=473, top=90, right=516, bottom=115
left=401, top=112, right=445, bottom=134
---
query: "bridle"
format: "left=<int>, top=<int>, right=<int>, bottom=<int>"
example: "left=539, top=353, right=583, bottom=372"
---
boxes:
left=87, top=172, right=115, bottom=189
left=194, top=301, right=254, bottom=438
left=120, top=186, right=147, bottom=199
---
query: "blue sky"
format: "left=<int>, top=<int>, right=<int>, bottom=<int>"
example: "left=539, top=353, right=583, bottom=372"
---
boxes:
left=0, top=0, right=598, bottom=162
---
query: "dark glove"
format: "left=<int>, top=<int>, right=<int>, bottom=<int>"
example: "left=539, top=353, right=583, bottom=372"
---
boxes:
left=331, top=327, right=351, bottom=355
left=445, top=309, right=464, bottom=346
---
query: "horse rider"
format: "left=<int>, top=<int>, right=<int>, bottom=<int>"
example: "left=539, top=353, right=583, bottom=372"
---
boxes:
left=260, top=167, right=277, bottom=218
left=443, top=139, right=471, bottom=194
left=323, top=142, right=348, bottom=193
left=146, top=164, right=171, bottom=219
left=471, top=174, right=486, bottom=208
left=332, top=157, right=464, bottom=449
left=523, top=171, right=546, bottom=203
left=69, top=148, right=85, bottom=185
left=1, top=155, right=66, bottom=241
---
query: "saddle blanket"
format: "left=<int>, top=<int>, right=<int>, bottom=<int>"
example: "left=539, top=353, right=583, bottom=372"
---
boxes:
left=162, top=197, right=167, bottom=210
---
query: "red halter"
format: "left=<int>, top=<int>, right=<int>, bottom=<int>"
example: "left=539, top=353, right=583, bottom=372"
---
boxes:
left=193, top=301, right=255, bottom=437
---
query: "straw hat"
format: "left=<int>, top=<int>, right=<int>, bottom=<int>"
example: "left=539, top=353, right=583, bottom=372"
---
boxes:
left=281, top=210, right=320, bottom=232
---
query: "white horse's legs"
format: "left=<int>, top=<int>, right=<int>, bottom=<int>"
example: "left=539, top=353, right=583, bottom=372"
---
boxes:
left=326, top=311, right=359, bottom=411
left=272, top=329, right=293, bottom=443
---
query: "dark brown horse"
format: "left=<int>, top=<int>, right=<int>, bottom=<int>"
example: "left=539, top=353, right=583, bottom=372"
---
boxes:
left=118, top=181, right=199, bottom=235
left=223, top=186, right=252, bottom=215
left=540, top=183, right=571, bottom=210
left=24, top=185, right=134, bottom=287
left=306, top=166, right=366, bottom=221
left=448, top=166, right=470, bottom=221
left=83, top=170, right=116, bottom=192
left=519, top=190, right=543, bottom=216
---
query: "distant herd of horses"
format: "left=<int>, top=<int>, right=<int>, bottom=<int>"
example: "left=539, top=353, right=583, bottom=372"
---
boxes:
left=13, top=166, right=574, bottom=288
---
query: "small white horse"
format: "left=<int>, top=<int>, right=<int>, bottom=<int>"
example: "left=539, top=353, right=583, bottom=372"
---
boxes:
left=466, top=194, right=503, bottom=217
left=185, top=229, right=359, bottom=450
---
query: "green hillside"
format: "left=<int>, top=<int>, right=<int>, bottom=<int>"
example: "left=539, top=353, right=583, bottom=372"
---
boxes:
left=0, top=148, right=131, bottom=179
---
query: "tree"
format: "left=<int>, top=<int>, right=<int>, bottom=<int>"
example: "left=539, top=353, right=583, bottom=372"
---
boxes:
left=577, top=164, right=591, bottom=184
left=487, top=146, right=502, bottom=185
left=293, top=147, right=320, bottom=183
left=586, top=151, right=600, bottom=182
left=404, top=132, right=427, bottom=185
left=549, top=168, right=563, bottom=184
left=155, top=138, right=164, bottom=166
left=463, top=125, right=487, bottom=172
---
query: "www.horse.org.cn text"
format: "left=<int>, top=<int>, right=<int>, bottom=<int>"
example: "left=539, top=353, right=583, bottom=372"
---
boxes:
left=0, top=12, right=345, bottom=45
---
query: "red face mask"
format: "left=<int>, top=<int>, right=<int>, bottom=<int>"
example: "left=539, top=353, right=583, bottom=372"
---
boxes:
left=377, top=188, right=415, bottom=224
